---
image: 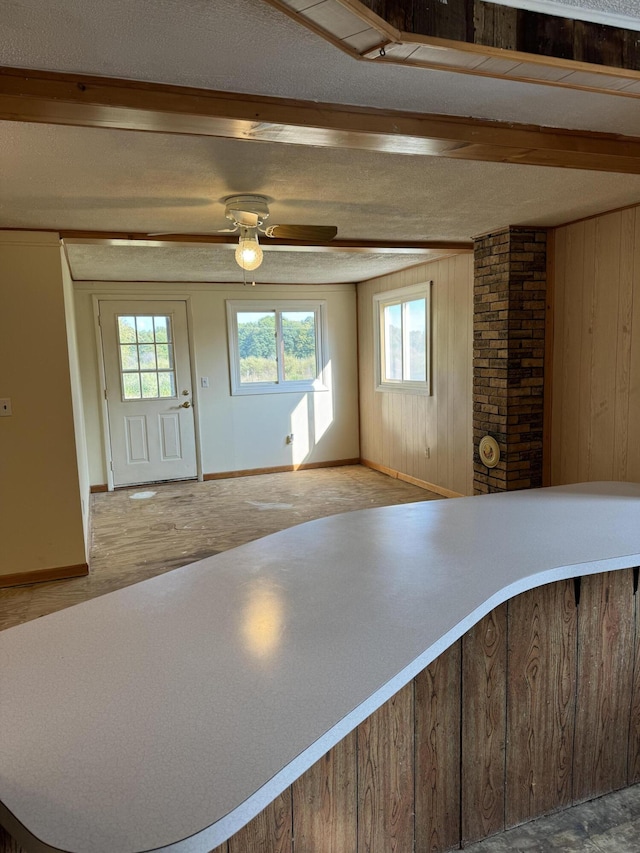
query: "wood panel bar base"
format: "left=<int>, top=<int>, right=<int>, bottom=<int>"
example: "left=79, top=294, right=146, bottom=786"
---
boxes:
left=211, top=569, right=640, bottom=853
left=4, top=568, right=636, bottom=853
left=473, top=226, right=547, bottom=494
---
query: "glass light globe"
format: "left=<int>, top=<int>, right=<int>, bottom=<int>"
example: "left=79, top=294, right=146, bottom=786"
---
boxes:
left=235, top=234, right=263, bottom=271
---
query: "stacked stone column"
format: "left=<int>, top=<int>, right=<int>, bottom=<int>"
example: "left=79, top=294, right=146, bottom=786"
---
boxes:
left=473, top=227, right=547, bottom=494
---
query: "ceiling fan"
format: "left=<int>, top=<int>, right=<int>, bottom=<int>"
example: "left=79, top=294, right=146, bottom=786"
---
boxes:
left=151, top=194, right=338, bottom=272
left=222, top=194, right=338, bottom=271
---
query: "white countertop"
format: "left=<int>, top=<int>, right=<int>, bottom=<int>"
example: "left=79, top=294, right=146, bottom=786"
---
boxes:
left=2, top=482, right=640, bottom=853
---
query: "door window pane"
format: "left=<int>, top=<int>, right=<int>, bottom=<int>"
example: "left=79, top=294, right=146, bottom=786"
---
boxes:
left=158, top=372, right=176, bottom=397
left=136, top=316, right=154, bottom=342
left=237, top=311, right=278, bottom=383
left=141, top=372, right=159, bottom=398
left=122, top=373, right=141, bottom=400
left=120, top=345, right=139, bottom=371
left=117, top=314, right=177, bottom=400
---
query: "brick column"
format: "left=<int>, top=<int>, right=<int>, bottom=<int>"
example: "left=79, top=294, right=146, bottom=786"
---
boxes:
left=473, top=227, right=547, bottom=494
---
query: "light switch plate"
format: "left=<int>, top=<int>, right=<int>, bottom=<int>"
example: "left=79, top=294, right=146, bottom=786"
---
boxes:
left=0, top=398, right=12, bottom=416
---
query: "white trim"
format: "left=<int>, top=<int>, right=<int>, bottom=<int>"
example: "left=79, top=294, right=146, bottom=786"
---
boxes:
left=373, top=281, right=432, bottom=396
left=490, top=0, right=640, bottom=33
left=226, top=299, right=328, bottom=396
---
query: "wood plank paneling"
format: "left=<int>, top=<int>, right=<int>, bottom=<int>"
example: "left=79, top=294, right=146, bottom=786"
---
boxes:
left=357, top=255, right=474, bottom=497
left=629, top=573, right=640, bottom=783
left=357, top=682, right=414, bottom=853
left=461, top=605, right=507, bottom=844
left=589, top=213, right=621, bottom=480
left=505, top=581, right=576, bottom=826
left=228, top=790, right=292, bottom=853
left=292, top=731, right=357, bottom=852
left=552, top=205, right=640, bottom=487
left=413, top=0, right=471, bottom=43
left=573, top=570, right=635, bottom=803
left=626, top=212, right=640, bottom=483
left=415, top=640, right=462, bottom=853
left=0, top=828, right=23, bottom=853
left=613, top=210, right=635, bottom=480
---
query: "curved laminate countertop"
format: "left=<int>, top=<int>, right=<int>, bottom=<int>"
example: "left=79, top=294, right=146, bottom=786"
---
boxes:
left=2, top=482, right=640, bottom=853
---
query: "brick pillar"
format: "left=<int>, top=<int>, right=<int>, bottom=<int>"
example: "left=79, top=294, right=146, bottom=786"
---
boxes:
left=473, top=226, right=547, bottom=494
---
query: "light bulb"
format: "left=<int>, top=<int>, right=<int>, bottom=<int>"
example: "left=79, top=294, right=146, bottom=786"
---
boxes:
left=235, top=232, right=263, bottom=271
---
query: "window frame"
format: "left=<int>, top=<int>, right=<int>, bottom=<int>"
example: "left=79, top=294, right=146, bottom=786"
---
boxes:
left=373, top=282, right=432, bottom=395
left=226, top=299, right=328, bottom=396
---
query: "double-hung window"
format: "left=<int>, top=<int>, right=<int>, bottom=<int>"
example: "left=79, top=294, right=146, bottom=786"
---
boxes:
left=374, top=282, right=431, bottom=394
left=227, top=300, right=326, bottom=395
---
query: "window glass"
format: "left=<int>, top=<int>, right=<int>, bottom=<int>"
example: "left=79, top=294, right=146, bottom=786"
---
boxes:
left=237, top=311, right=278, bottom=383
left=406, top=298, right=426, bottom=382
left=383, top=303, right=402, bottom=381
left=282, top=311, right=316, bottom=381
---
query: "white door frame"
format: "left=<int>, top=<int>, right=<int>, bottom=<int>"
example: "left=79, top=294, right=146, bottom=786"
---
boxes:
left=93, top=294, right=204, bottom=490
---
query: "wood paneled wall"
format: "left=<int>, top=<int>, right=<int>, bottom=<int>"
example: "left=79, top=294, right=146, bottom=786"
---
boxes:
left=358, top=255, right=474, bottom=497
left=552, top=206, right=640, bottom=485
left=4, top=569, right=639, bottom=853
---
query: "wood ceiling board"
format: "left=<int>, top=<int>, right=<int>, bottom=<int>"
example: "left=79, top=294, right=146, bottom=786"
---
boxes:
left=342, top=28, right=387, bottom=52
left=62, top=234, right=470, bottom=253
left=300, top=0, right=372, bottom=40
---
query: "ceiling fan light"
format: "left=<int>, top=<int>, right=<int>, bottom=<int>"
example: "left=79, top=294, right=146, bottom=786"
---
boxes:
left=235, top=232, right=263, bottom=271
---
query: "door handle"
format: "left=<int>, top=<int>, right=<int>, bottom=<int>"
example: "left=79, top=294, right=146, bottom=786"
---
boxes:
left=180, top=401, right=191, bottom=408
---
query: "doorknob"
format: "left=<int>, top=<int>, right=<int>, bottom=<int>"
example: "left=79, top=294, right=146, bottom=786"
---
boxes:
left=180, top=401, right=191, bottom=408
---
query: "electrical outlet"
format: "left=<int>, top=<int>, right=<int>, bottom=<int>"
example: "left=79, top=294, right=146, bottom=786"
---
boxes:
left=286, top=433, right=294, bottom=445
left=0, top=398, right=12, bottom=417
left=424, top=446, right=430, bottom=459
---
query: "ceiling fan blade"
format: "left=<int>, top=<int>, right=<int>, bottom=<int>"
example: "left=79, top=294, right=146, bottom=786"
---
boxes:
left=264, top=224, right=338, bottom=242
left=146, top=230, right=220, bottom=236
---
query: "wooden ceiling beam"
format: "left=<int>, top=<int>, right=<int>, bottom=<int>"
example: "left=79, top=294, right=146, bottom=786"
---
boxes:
left=3, top=67, right=640, bottom=173
left=61, top=232, right=473, bottom=254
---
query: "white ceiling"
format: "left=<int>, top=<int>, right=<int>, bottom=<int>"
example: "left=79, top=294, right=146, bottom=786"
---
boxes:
left=2, top=0, right=640, bottom=283
left=493, top=0, right=640, bottom=29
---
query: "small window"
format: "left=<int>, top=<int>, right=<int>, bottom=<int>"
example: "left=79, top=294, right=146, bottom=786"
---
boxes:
left=227, top=301, right=326, bottom=395
left=117, top=314, right=177, bottom=401
left=374, top=283, right=431, bottom=394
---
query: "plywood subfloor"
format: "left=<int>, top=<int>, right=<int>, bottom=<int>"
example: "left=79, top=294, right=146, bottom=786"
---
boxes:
left=0, top=465, right=440, bottom=632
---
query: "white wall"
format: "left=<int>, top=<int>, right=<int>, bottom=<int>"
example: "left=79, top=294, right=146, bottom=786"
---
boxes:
left=61, top=247, right=91, bottom=545
left=74, top=281, right=360, bottom=485
left=0, top=232, right=86, bottom=579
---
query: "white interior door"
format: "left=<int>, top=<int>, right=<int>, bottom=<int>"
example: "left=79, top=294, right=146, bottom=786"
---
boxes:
left=100, top=300, right=197, bottom=487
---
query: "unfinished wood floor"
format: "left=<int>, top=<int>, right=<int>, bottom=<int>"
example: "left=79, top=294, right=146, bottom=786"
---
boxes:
left=2, top=465, right=639, bottom=853
left=0, top=465, right=440, bottom=632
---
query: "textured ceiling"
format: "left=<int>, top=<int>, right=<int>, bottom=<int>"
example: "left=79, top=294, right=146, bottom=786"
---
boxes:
left=4, top=122, right=640, bottom=244
left=3, top=0, right=640, bottom=136
left=493, top=0, right=640, bottom=27
left=3, top=0, right=640, bottom=283
left=65, top=244, right=443, bottom=284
